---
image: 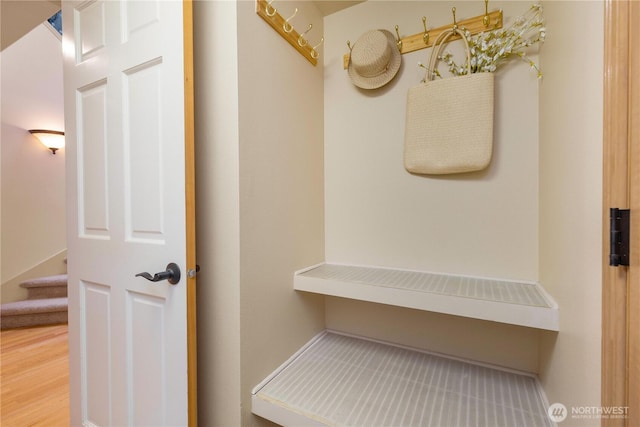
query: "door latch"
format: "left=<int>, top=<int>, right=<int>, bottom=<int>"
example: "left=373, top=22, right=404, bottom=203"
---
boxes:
left=610, top=208, right=630, bottom=267
left=187, top=264, right=200, bottom=279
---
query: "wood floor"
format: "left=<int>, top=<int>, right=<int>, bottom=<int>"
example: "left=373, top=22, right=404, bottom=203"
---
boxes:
left=1, top=324, right=69, bottom=426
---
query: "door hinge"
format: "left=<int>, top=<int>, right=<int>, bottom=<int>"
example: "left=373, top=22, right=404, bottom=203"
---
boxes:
left=610, top=208, right=630, bottom=266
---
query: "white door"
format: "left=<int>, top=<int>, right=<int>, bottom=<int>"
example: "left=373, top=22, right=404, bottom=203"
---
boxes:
left=62, top=1, right=196, bottom=425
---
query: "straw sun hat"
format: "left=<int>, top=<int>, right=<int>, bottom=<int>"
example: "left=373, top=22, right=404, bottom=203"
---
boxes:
left=348, top=29, right=402, bottom=90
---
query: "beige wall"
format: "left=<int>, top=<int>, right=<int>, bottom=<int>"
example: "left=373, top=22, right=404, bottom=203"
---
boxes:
left=538, top=1, right=603, bottom=424
left=237, top=0, right=326, bottom=424
left=195, top=1, right=326, bottom=425
left=1, top=250, right=67, bottom=302
left=323, top=1, right=541, bottom=372
left=194, top=1, right=242, bottom=425
left=1, top=23, right=66, bottom=302
left=325, top=0, right=539, bottom=282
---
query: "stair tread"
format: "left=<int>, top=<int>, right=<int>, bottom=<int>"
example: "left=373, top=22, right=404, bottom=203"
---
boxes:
left=20, top=274, right=68, bottom=288
left=0, top=297, right=68, bottom=315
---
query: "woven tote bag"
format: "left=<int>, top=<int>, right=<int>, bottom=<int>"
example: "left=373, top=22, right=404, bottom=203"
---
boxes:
left=404, top=28, right=494, bottom=175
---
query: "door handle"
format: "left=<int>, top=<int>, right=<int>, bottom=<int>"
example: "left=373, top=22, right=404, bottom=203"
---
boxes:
left=136, top=263, right=181, bottom=285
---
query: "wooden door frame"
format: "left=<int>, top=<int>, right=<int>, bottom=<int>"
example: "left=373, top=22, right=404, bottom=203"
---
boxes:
left=602, top=0, right=639, bottom=426
left=183, top=0, right=197, bottom=425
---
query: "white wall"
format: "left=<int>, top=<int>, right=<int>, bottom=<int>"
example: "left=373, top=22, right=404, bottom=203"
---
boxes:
left=538, top=1, right=603, bottom=424
left=323, top=1, right=541, bottom=372
left=1, top=23, right=66, bottom=301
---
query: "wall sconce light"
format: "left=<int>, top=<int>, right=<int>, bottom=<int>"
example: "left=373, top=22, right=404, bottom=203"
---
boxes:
left=29, top=129, right=65, bottom=154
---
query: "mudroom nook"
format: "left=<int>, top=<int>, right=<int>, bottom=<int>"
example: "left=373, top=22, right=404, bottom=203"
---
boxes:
left=244, top=0, right=564, bottom=425
left=191, top=0, right=606, bottom=422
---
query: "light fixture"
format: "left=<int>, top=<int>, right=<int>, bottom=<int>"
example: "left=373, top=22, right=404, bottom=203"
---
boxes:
left=29, top=129, right=65, bottom=154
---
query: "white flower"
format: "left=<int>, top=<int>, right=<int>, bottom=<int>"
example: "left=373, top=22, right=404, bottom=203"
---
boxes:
left=434, top=3, right=545, bottom=78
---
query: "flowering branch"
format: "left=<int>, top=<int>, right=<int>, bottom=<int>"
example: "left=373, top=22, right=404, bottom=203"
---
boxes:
left=438, top=3, right=546, bottom=78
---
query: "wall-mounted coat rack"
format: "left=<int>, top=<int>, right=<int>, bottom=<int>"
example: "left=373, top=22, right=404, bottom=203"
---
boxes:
left=343, top=7, right=503, bottom=69
left=256, top=0, right=323, bottom=66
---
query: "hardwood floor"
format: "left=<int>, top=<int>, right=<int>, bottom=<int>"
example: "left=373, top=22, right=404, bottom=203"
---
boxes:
left=1, top=324, right=69, bottom=426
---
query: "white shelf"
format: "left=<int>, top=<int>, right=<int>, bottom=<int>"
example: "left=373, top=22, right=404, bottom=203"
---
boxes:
left=252, top=331, right=553, bottom=427
left=294, top=263, right=559, bottom=331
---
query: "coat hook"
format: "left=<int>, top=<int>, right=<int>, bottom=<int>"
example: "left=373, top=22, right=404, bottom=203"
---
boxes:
left=265, top=0, right=276, bottom=17
left=311, top=37, right=324, bottom=59
left=422, top=16, right=429, bottom=45
left=451, top=7, right=458, bottom=30
left=283, top=8, right=297, bottom=33
left=394, top=25, right=403, bottom=51
left=483, top=0, right=490, bottom=27
left=298, top=24, right=312, bottom=46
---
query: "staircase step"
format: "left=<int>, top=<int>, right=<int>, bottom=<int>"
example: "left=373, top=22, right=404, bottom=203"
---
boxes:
left=20, top=274, right=68, bottom=299
left=0, top=297, right=68, bottom=330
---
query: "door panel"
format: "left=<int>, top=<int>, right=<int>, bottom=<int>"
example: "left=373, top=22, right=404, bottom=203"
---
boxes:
left=123, top=58, right=165, bottom=239
left=64, top=1, right=193, bottom=425
left=122, top=1, right=160, bottom=42
left=76, top=1, right=106, bottom=61
left=77, top=80, right=109, bottom=237
left=128, top=292, right=167, bottom=426
left=82, top=281, right=111, bottom=426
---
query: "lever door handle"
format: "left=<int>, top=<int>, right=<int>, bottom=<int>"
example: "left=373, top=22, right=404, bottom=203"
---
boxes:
left=136, top=263, right=181, bottom=285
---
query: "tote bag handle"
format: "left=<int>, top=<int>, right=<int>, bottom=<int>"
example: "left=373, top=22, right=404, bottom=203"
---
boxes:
left=424, top=27, right=472, bottom=82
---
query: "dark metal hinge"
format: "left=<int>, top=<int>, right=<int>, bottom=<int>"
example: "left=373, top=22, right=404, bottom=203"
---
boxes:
left=610, top=208, right=630, bottom=266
